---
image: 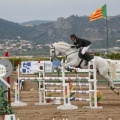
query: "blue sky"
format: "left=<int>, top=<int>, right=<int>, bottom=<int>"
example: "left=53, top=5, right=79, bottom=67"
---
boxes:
left=0, top=0, right=119, bottom=23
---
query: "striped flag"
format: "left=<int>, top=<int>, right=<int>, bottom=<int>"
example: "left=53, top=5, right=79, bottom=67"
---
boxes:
left=90, top=4, right=107, bottom=21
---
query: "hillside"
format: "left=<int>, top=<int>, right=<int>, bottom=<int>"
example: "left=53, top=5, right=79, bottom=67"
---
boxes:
left=0, top=18, right=38, bottom=40
left=0, top=15, right=120, bottom=48
left=21, top=20, right=53, bottom=26
left=36, top=15, right=120, bottom=48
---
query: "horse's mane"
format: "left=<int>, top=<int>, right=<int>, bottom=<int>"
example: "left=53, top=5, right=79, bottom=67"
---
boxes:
left=53, top=41, right=70, bottom=47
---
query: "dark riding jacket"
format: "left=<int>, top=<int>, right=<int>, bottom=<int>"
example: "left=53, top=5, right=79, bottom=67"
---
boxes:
left=74, top=37, right=91, bottom=48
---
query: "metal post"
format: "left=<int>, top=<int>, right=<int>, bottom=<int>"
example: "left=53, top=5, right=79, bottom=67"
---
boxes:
left=93, top=62, right=97, bottom=108
left=89, top=62, right=92, bottom=108
left=106, top=17, right=109, bottom=55
left=17, top=64, right=20, bottom=102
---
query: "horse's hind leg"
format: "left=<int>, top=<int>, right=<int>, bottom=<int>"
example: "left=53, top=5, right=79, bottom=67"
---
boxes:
left=98, top=70, right=119, bottom=95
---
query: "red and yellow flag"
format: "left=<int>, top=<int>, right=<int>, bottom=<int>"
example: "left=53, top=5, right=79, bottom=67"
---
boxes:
left=90, top=4, right=107, bottom=21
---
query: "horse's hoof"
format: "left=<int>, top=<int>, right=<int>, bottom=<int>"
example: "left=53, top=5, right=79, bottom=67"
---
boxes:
left=110, top=87, right=119, bottom=95
left=116, top=91, right=119, bottom=96
left=70, top=97, right=75, bottom=101
left=113, top=89, right=119, bottom=95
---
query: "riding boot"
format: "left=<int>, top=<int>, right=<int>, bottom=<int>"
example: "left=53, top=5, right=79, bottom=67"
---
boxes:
left=82, top=54, right=90, bottom=66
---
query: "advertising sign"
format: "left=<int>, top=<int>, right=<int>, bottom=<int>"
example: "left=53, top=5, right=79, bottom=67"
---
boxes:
left=21, top=61, right=53, bottom=74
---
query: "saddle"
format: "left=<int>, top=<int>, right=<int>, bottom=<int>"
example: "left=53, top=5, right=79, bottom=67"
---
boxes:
left=78, top=49, right=94, bottom=61
left=77, top=50, right=94, bottom=68
left=86, top=50, right=94, bottom=55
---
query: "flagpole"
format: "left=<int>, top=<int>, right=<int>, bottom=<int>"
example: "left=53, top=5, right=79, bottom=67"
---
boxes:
left=106, top=17, right=109, bottom=55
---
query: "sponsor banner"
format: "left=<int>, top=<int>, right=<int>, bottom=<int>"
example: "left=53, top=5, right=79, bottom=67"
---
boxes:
left=21, top=61, right=53, bottom=74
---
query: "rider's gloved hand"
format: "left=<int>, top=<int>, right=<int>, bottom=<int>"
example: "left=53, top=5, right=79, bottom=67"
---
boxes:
left=71, top=46, right=75, bottom=48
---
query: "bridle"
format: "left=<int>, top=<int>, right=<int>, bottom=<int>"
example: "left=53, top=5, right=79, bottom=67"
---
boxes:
left=50, top=45, right=79, bottom=60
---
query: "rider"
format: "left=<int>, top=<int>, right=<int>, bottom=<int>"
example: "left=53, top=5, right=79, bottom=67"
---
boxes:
left=70, top=34, right=91, bottom=66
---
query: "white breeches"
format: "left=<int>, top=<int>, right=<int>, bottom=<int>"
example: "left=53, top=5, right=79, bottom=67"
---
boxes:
left=81, top=45, right=91, bottom=54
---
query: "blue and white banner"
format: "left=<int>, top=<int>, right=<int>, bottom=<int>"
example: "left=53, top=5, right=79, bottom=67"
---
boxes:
left=21, top=61, right=53, bottom=74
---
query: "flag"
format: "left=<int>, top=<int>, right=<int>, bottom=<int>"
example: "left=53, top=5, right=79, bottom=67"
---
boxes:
left=90, top=4, right=107, bottom=21
left=4, top=51, right=9, bottom=57
left=18, top=61, right=21, bottom=65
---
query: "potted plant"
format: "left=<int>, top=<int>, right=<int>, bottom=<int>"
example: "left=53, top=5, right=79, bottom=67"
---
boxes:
left=0, top=85, right=15, bottom=120
left=46, top=92, right=52, bottom=103
left=92, top=91, right=103, bottom=106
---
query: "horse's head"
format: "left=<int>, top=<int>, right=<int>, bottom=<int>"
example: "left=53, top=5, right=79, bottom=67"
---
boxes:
left=49, top=42, right=71, bottom=62
left=49, top=44, right=60, bottom=62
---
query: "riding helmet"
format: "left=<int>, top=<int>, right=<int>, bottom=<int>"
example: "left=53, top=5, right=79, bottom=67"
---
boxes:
left=70, top=34, right=76, bottom=38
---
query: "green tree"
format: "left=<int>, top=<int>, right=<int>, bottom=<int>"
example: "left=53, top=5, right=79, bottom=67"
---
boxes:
left=0, top=85, right=14, bottom=115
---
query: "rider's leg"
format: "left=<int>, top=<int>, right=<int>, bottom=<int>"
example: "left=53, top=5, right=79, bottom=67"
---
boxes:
left=81, top=45, right=91, bottom=54
left=83, top=54, right=89, bottom=66
left=81, top=45, right=91, bottom=66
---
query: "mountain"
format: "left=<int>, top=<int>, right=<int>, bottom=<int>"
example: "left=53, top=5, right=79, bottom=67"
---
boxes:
left=36, top=15, right=120, bottom=48
left=0, top=15, right=120, bottom=48
left=21, top=20, right=53, bottom=26
left=0, top=18, right=39, bottom=40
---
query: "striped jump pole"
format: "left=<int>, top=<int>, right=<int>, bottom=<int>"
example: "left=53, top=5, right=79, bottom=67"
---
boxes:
left=19, top=77, right=89, bottom=80
left=71, top=98, right=90, bottom=102
left=44, top=83, right=89, bottom=86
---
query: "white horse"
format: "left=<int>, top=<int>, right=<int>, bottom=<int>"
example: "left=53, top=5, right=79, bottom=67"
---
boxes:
left=49, top=42, right=119, bottom=95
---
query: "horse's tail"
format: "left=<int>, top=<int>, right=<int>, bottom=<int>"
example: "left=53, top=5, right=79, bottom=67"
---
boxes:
left=107, top=59, right=117, bottom=80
